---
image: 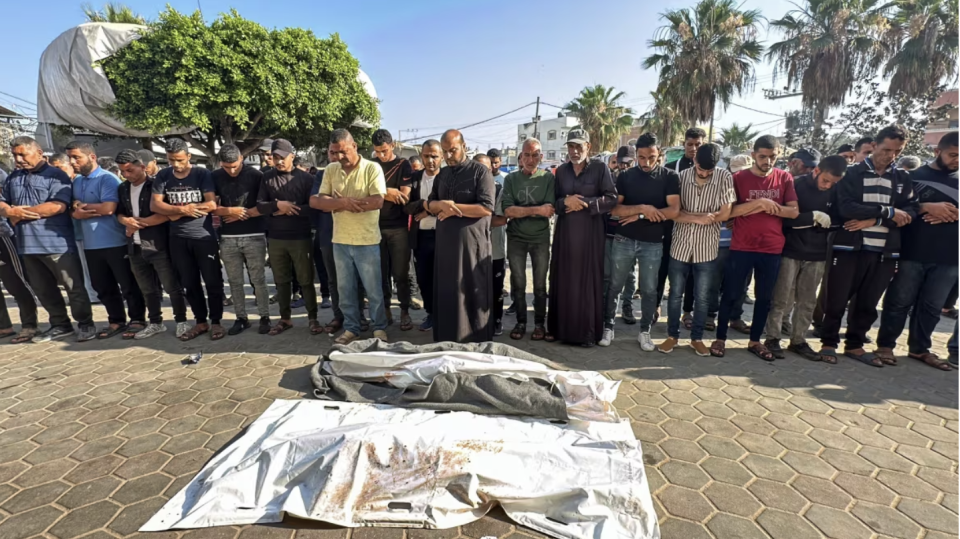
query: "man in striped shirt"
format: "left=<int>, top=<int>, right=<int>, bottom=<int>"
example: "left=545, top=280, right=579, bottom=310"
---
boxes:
left=820, top=124, right=917, bottom=367
left=658, top=143, right=735, bottom=356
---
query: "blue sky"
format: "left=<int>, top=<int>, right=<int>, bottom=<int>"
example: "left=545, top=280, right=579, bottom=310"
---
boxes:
left=3, top=0, right=807, bottom=151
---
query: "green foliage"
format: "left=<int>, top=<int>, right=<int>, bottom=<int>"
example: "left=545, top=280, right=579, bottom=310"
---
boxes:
left=99, top=7, right=379, bottom=160
left=564, top=85, right=635, bottom=154
left=82, top=2, right=146, bottom=24
left=883, top=0, right=959, bottom=99
left=718, top=123, right=760, bottom=152
left=637, top=90, right=687, bottom=147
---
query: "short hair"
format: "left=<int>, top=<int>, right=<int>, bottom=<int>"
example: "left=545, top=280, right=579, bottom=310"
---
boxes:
left=371, top=129, right=393, bottom=146
left=522, top=138, right=541, bottom=152
left=473, top=154, right=491, bottom=165
left=11, top=136, right=41, bottom=150
left=65, top=140, right=96, bottom=154
left=696, top=143, right=722, bottom=170
left=875, top=124, right=908, bottom=145
left=898, top=156, right=922, bottom=170
left=137, top=149, right=156, bottom=164
left=937, top=131, right=958, bottom=150
left=754, top=135, right=780, bottom=151
left=293, top=156, right=303, bottom=167
left=97, top=157, right=116, bottom=170
left=635, top=132, right=659, bottom=149
left=685, top=128, right=707, bottom=141
left=421, top=139, right=441, bottom=150
left=854, top=136, right=874, bottom=151
left=218, top=144, right=242, bottom=163
left=165, top=138, right=190, bottom=154
left=330, top=129, right=354, bottom=145
left=48, top=152, right=69, bottom=165
left=486, top=148, right=501, bottom=159
left=115, top=149, right=142, bottom=166
left=409, top=156, right=422, bottom=165
left=818, top=155, right=848, bottom=177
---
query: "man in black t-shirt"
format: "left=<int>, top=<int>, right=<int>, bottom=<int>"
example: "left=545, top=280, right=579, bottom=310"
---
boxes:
left=601, top=133, right=681, bottom=351
left=150, top=138, right=226, bottom=341
left=372, top=129, right=414, bottom=330
left=212, top=144, right=270, bottom=336
left=877, top=132, right=959, bottom=369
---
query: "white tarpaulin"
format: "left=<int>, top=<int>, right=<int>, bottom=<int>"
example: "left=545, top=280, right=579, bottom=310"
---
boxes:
left=323, top=349, right=621, bottom=422
left=141, top=400, right=660, bottom=539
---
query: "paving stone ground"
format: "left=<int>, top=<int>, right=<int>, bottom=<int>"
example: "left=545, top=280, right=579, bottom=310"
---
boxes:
left=0, top=280, right=956, bottom=539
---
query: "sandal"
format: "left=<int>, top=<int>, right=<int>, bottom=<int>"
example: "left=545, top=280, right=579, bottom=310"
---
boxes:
left=682, top=313, right=693, bottom=330
left=324, top=319, right=343, bottom=334
left=875, top=348, right=898, bottom=366
left=705, top=317, right=717, bottom=331
left=97, top=324, right=128, bottom=340
left=510, top=323, right=526, bottom=340
left=399, top=312, right=413, bottom=332
left=210, top=324, right=226, bottom=341
left=309, top=320, right=325, bottom=335
left=10, top=328, right=37, bottom=344
left=122, top=322, right=146, bottom=340
left=909, top=352, right=953, bottom=371
left=748, top=342, right=775, bottom=362
left=543, top=332, right=557, bottom=343
left=531, top=325, right=546, bottom=341
left=710, top=340, right=726, bottom=358
left=268, top=321, right=293, bottom=336
left=178, top=324, right=209, bottom=342
left=844, top=349, right=883, bottom=368
left=818, top=349, right=839, bottom=364
left=0, top=328, right=14, bottom=339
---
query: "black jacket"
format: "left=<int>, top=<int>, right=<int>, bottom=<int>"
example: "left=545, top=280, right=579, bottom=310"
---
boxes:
left=404, top=170, right=430, bottom=249
left=116, top=177, right=169, bottom=259
left=256, top=169, right=314, bottom=240
left=832, top=160, right=918, bottom=257
left=781, top=175, right=835, bottom=261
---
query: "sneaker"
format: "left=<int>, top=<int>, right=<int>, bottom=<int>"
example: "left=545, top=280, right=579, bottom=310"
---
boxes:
left=658, top=337, right=679, bottom=354
left=176, top=322, right=191, bottom=339
left=373, top=329, right=388, bottom=342
left=419, top=315, right=433, bottom=332
left=269, top=293, right=279, bottom=304
left=134, top=323, right=167, bottom=340
left=505, top=304, right=517, bottom=315
left=764, top=339, right=785, bottom=359
left=291, top=296, right=305, bottom=309
left=409, top=298, right=423, bottom=311
left=598, top=328, right=614, bottom=347
left=638, top=332, right=655, bottom=352
left=690, top=340, right=710, bottom=357
left=729, top=319, right=751, bottom=334
left=789, top=342, right=820, bottom=361
left=320, top=297, right=332, bottom=309
left=622, top=308, right=637, bottom=325
left=494, top=321, right=503, bottom=337
left=228, top=318, right=250, bottom=336
left=76, top=325, right=97, bottom=342
left=32, top=326, right=75, bottom=343
left=258, top=317, right=272, bottom=334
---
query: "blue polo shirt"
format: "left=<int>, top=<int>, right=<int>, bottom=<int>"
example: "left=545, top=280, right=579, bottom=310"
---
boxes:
left=72, top=167, right=127, bottom=250
left=1, top=163, right=75, bottom=255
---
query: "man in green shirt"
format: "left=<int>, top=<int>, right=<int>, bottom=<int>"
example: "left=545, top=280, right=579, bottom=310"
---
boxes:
left=502, top=138, right=556, bottom=340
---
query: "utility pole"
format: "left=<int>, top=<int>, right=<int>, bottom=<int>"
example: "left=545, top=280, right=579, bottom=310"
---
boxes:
left=533, top=96, right=541, bottom=140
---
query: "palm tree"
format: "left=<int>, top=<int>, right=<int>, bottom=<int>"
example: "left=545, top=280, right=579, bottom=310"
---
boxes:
left=563, top=85, right=635, bottom=154
left=82, top=2, right=147, bottom=24
left=883, top=0, right=958, bottom=99
left=637, top=90, right=687, bottom=147
left=766, top=0, right=890, bottom=143
left=718, top=123, right=760, bottom=152
left=643, top=0, right=764, bottom=140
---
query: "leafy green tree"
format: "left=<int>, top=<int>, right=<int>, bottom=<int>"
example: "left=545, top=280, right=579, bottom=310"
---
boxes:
left=99, top=8, right=378, bottom=162
left=82, top=2, right=146, bottom=24
left=883, top=0, right=958, bottom=99
left=717, top=122, right=760, bottom=152
left=637, top=89, right=687, bottom=147
left=563, top=85, right=635, bottom=154
left=643, top=0, right=763, bottom=139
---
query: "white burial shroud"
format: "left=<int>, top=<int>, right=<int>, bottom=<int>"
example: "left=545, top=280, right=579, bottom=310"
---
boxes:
left=141, top=400, right=660, bottom=539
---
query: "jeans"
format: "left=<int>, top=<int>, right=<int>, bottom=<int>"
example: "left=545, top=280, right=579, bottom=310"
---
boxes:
left=380, top=227, right=411, bottom=311
left=667, top=257, right=718, bottom=341
left=169, top=236, right=225, bottom=325
left=334, top=243, right=387, bottom=334
left=23, top=252, right=94, bottom=329
left=0, top=235, right=37, bottom=331
left=765, top=257, right=825, bottom=345
left=85, top=245, right=146, bottom=326
left=318, top=241, right=343, bottom=323
left=878, top=261, right=959, bottom=354
left=507, top=239, right=550, bottom=325
left=603, top=237, right=635, bottom=319
left=414, top=230, right=436, bottom=315
left=604, top=236, right=662, bottom=332
left=129, top=246, right=188, bottom=324
left=220, top=235, right=270, bottom=320
left=717, top=251, right=781, bottom=343
left=269, top=238, right=317, bottom=321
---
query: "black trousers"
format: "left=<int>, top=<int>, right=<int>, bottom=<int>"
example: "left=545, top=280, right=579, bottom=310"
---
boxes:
left=493, top=257, right=505, bottom=328
left=23, top=252, right=94, bottom=329
left=380, top=227, right=411, bottom=310
left=821, top=251, right=897, bottom=350
left=0, top=235, right=38, bottom=330
left=169, top=236, right=224, bottom=324
left=414, top=229, right=436, bottom=316
left=85, top=245, right=145, bottom=325
left=314, top=237, right=330, bottom=298
left=129, top=246, right=188, bottom=324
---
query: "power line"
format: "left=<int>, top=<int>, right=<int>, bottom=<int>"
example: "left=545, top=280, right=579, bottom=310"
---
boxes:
left=728, top=102, right=786, bottom=118
left=0, top=90, right=37, bottom=107
left=398, top=102, right=536, bottom=143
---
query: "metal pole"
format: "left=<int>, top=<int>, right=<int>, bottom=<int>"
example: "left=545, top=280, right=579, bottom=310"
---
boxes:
left=533, top=96, right=541, bottom=140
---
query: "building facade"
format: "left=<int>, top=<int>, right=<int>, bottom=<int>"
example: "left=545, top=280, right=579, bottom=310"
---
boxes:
left=517, top=114, right=580, bottom=164
left=924, top=89, right=958, bottom=147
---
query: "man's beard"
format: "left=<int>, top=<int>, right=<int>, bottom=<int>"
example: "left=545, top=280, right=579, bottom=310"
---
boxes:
left=936, top=155, right=958, bottom=173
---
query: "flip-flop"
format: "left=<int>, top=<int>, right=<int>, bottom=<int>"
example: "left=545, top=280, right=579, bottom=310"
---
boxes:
left=844, top=350, right=883, bottom=368
left=97, top=324, right=128, bottom=340
left=268, top=321, right=293, bottom=336
left=909, top=352, right=953, bottom=371
left=122, top=322, right=146, bottom=340
left=817, top=349, right=838, bottom=364
left=309, top=320, right=325, bottom=335
left=324, top=319, right=343, bottom=334
left=10, top=328, right=37, bottom=344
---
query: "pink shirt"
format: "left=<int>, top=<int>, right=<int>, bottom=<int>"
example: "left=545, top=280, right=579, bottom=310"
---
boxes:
left=731, top=168, right=798, bottom=254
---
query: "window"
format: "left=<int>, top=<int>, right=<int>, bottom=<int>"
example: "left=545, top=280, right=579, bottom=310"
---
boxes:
left=950, top=120, right=959, bottom=129
left=548, top=130, right=557, bottom=140
left=548, top=150, right=557, bottom=159
left=561, top=152, right=567, bottom=160
left=520, top=135, right=527, bottom=141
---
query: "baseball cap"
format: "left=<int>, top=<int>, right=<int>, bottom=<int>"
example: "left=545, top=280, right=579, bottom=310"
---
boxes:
left=259, top=139, right=274, bottom=152
left=795, top=147, right=822, bottom=168
left=696, top=144, right=722, bottom=170
left=565, top=128, right=589, bottom=146
left=271, top=139, right=295, bottom=158
left=728, top=154, right=753, bottom=173
left=617, top=146, right=636, bottom=164
left=836, top=144, right=855, bottom=154
left=136, top=149, right=157, bottom=164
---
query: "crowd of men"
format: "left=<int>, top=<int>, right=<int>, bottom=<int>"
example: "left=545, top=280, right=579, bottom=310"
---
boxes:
left=0, top=124, right=957, bottom=369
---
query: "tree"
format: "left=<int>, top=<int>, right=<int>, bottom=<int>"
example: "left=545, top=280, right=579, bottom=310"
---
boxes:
left=82, top=2, right=147, bottom=24
left=99, top=8, right=379, bottom=163
left=717, top=122, right=760, bottom=152
left=767, top=0, right=890, bottom=143
left=637, top=89, right=687, bottom=147
left=643, top=0, right=763, bottom=139
left=883, top=0, right=959, bottom=99
left=563, top=85, right=635, bottom=154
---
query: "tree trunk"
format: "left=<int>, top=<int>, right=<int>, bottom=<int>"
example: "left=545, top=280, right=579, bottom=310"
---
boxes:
left=812, top=102, right=827, bottom=148
left=708, top=95, right=716, bottom=142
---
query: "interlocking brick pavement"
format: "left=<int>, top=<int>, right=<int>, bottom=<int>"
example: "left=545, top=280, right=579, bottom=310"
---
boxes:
left=0, top=285, right=956, bottom=539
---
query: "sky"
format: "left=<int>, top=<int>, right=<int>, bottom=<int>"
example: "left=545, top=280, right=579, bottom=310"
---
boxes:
left=2, top=0, right=812, bottom=152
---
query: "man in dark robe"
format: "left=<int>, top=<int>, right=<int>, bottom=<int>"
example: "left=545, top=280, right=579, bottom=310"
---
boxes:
left=548, top=129, right=618, bottom=346
left=425, top=130, right=496, bottom=342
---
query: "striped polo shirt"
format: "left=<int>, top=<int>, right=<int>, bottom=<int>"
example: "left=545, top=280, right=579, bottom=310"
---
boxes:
left=671, top=167, right=737, bottom=264
left=858, top=157, right=898, bottom=252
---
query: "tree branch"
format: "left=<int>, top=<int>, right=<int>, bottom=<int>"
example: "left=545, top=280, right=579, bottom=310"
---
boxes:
left=238, top=113, right=264, bottom=142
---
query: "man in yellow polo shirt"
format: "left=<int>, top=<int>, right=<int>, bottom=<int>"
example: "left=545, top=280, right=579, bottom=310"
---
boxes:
left=311, top=129, right=387, bottom=344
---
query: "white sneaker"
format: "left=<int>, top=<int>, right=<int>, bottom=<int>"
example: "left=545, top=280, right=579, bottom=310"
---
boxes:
left=135, top=323, right=167, bottom=340
left=638, top=332, right=655, bottom=352
left=176, top=322, right=190, bottom=339
left=599, top=328, right=614, bottom=347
